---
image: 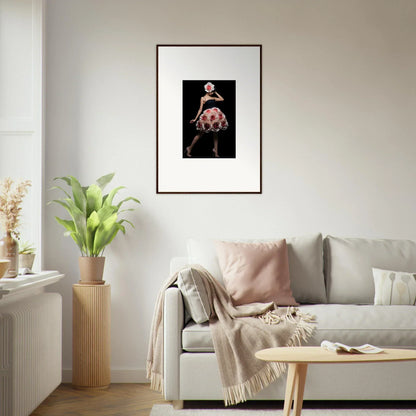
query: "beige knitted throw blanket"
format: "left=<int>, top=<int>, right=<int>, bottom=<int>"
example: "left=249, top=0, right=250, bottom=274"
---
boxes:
left=146, top=266, right=316, bottom=406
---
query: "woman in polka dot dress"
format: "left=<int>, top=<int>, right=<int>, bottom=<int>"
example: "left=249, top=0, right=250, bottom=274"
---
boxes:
left=186, top=82, right=228, bottom=158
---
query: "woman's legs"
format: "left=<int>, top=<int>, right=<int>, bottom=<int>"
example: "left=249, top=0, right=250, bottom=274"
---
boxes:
left=212, top=133, right=219, bottom=157
left=186, top=132, right=204, bottom=157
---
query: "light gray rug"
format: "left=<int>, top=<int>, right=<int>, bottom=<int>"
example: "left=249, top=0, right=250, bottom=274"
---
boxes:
left=151, top=404, right=416, bottom=416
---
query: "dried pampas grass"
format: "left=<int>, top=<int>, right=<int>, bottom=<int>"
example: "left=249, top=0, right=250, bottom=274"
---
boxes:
left=0, top=178, right=32, bottom=239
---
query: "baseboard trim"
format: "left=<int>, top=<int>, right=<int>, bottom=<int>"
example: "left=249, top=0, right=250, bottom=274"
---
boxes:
left=62, top=368, right=147, bottom=383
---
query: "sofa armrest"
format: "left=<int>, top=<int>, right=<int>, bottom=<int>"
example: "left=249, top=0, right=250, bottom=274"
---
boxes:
left=163, top=286, right=184, bottom=400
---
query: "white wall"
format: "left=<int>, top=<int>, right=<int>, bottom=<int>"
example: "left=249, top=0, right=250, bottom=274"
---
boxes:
left=45, top=0, right=416, bottom=381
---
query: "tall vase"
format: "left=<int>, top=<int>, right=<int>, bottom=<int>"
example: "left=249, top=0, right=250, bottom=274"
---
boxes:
left=0, top=231, right=19, bottom=278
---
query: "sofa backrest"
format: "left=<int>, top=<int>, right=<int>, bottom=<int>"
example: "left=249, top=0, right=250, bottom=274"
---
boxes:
left=171, top=234, right=416, bottom=306
left=185, top=233, right=327, bottom=304
left=324, top=235, right=416, bottom=304
left=169, top=256, right=189, bottom=275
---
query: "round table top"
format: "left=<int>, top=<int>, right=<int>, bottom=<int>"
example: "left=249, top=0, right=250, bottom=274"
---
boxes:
left=255, top=346, right=416, bottom=364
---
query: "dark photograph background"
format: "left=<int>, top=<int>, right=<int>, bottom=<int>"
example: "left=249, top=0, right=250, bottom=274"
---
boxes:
left=183, top=80, right=236, bottom=158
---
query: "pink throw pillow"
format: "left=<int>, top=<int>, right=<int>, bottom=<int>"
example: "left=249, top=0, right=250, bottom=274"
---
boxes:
left=215, top=240, right=298, bottom=306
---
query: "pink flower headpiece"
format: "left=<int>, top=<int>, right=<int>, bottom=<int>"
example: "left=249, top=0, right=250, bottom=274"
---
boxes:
left=204, top=82, right=215, bottom=93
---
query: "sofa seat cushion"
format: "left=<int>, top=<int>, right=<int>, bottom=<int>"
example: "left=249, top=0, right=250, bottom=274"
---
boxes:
left=301, top=304, right=416, bottom=348
left=182, top=321, right=213, bottom=352
left=182, top=304, right=416, bottom=352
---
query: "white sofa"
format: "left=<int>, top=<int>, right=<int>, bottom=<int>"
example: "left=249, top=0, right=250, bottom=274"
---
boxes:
left=163, top=234, right=416, bottom=403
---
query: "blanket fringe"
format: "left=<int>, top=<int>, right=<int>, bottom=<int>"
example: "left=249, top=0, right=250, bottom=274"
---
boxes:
left=223, top=361, right=286, bottom=406
left=259, top=307, right=316, bottom=346
left=288, top=311, right=316, bottom=347
left=146, top=360, right=163, bottom=393
left=220, top=308, right=316, bottom=406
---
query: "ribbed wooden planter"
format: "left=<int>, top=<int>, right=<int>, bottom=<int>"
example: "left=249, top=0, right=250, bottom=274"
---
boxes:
left=72, top=284, right=111, bottom=389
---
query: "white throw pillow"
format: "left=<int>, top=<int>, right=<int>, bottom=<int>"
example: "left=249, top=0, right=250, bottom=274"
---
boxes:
left=373, top=268, right=416, bottom=305
left=177, top=267, right=211, bottom=324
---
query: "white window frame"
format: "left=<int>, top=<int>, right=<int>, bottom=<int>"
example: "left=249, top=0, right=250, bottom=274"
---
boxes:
left=0, top=0, right=44, bottom=270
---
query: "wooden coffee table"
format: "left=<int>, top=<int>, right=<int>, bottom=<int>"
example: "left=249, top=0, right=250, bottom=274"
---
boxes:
left=255, top=346, right=416, bottom=416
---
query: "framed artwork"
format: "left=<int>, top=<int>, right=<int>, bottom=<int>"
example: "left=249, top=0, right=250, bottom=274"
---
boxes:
left=157, top=44, right=262, bottom=194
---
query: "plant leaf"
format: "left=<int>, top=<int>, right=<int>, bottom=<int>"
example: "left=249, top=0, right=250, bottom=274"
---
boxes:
left=96, top=173, right=115, bottom=190
left=50, top=185, right=72, bottom=199
left=105, top=223, right=125, bottom=245
left=50, top=199, right=72, bottom=213
left=97, top=205, right=117, bottom=222
left=53, top=176, right=72, bottom=186
left=64, top=198, right=88, bottom=255
left=70, top=232, right=85, bottom=254
left=118, top=218, right=134, bottom=229
left=54, top=216, right=84, bottom=252
left=86, top=211, right=100, bottom=255
left=116, top=196, right=141, bottom=209
left=55, top=216, right=76, bottom=233
left=93, top=213, right=118, bottom=255
left=51, top=198, right=87, bottom=254
left=87, top=211, right=100, bottom=230
left=103, top=186, right=125, bottom=208
left=68, top=176, right=87, bottom=213
left=117, top=223, right=126, bottom=234
left=86, top=184, right=103, bottom=217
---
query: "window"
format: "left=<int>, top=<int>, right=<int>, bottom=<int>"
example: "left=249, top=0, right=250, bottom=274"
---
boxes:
left=0, top=0, right=44, bottom=269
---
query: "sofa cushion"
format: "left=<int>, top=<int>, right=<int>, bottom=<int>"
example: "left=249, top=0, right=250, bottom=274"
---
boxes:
left=215, top=240, right=297, bottom=306
left=182, top=321, right=213, bottom=352
left=324, top=236, right=416, bottom=304
left=301, top=304, right=416, bottom=348
left=187, top=233, right=326, bottom=304
left=177, top=267, right=211, bottom=324
left=182, top=304, right=416, bottom=352
left=170, top=257, right=190, bottom=275
left=187, top=238, right=224, bottom=284
left=372, top=268, right=416, bottom=305
left=286, top=233, right=326, bottom=303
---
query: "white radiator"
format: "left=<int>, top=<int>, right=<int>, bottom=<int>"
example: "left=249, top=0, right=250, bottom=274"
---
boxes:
left=0, top=292, right=62, bottom=416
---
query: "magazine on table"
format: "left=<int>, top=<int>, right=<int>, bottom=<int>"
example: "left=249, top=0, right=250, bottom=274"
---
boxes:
left=321, top=340, right=384, bottom=354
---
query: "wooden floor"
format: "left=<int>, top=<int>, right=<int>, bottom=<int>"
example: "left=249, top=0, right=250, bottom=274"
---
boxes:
left=31, top=384, right=168, bottom=416
left=31, top=384, right=416, bottom=415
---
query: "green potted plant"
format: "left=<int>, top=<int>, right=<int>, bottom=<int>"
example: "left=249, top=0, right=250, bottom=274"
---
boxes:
left=18, top=241, right=36, bottom=271
left=50, top=173, right=140, bottom=284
